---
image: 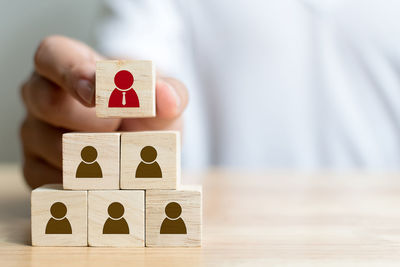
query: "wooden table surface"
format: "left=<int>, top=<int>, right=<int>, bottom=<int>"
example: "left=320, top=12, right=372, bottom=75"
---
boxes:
left=1, top=164, right=400, bottom=266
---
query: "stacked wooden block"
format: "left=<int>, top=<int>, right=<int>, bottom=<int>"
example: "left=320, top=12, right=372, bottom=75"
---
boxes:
left=31, top=60, right=202, bottom=247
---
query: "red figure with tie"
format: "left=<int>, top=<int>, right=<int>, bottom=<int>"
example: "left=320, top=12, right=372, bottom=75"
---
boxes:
left=108, top=70, right=140, bottom=107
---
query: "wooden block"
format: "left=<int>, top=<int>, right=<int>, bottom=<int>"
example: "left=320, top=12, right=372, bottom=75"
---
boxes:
left=63, top=132, right=120, bottom=190
left=96, top=60, right=156, bottom=118
left=88, top=190, right=145, bottom=247
left=146, top=185, right=202, bottom=247
left=120, top=131, right=180, bottom=190
left=31, top=184, right=87, bottom=246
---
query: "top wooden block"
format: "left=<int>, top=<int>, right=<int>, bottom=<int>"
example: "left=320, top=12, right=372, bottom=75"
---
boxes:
left=96, top=60, right=156, bottom=118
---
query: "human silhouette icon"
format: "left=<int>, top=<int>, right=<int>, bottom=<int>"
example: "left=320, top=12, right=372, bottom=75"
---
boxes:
left=45, top=202, right=72, bottom=234
left=160, top=202, right=187, bottom=234
left=135, top=146, right=162, bottom=178
left=108, top=70, right=140, bottom=107
left=103, top=202, right=130, bottom=234
left=75, top=146, right=103, bottom=178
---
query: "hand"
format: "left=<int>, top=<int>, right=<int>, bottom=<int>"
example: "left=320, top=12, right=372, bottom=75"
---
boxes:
left=20, top=35, right=188, bottom=188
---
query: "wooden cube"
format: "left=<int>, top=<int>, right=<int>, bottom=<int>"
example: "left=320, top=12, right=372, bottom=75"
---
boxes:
left=120, top=131, right=180, bottom=190
left=31, top=184, right=87, bottom=246
left=146, top=186, right=202, bottom=247
left=88, top=190, right=145, bottom=247
left=96, top=60, right=156, bottom=118
left=63, top=133, right=120, bottom=190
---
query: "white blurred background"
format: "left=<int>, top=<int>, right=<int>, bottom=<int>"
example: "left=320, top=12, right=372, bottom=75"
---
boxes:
left=2, top=0, right=400, bottom=170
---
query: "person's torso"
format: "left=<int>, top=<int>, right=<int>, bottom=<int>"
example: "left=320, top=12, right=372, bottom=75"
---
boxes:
left=179, top=0, right=400, bottom=170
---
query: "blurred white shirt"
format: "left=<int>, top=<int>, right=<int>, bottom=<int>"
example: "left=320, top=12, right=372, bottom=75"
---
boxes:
left=97, top=0, right=400, bottom=170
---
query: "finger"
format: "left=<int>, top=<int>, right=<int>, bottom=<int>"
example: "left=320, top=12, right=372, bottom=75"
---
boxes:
left=156, top=77, right=189, bottom=120
left=22, top=153, right=62, bottom=189
left=21, top=72, right=121, bottom=131
left=34, top=35, right=102, bottom=106
left=20, top=116, right=64, bottom=169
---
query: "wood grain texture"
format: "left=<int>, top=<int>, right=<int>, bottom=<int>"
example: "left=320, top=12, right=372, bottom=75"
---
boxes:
left=146, top=186, right=202, bottom=247
left=95, top=60, right=156, bottom=118
left=63, top=133, right=120, bottom=190
left=120, top=131, right=180, bottom=190
left=4, top=165, right=400, bottom=265
left=31, top=184, right=87, bottom=246
left=88, top=190, right=145, bottom=247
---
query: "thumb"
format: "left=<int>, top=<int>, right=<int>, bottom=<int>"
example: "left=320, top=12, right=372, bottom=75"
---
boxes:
left=156, top=77, right=189, bottom=120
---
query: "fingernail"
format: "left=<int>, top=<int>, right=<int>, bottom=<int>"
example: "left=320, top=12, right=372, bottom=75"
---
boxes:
left=76, top=79, right=94, bottom=105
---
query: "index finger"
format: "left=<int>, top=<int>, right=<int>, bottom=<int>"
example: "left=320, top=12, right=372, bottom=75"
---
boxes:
left=34, top=35, right=103, bottom=106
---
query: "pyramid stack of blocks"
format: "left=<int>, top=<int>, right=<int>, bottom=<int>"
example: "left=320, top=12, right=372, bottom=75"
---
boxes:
left=31, top=60, right=202, bottom=247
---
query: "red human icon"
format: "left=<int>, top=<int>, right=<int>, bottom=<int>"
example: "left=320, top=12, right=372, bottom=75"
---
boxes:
left=108, top=70, right=140, bottom=107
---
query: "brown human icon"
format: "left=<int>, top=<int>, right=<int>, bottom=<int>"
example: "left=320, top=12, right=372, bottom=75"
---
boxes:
left=135, top=146, right=162, bottom=178
left=103, top=202, right=130, bottom=234
left=160, top=202, right=187, bottom=234
left=45, top=202, right=72, bottom=234
left=75, top=146, right=103, bottom=178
